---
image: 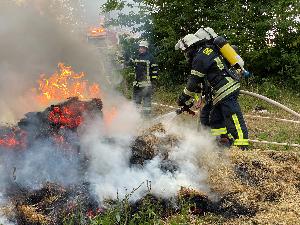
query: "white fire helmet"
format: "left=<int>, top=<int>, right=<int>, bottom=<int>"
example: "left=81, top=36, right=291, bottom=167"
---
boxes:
left=194, top=27, right=218, bottom=42
left=139, top=40, right=149, bottom=48
left=175, top=34, right=200, bottom=51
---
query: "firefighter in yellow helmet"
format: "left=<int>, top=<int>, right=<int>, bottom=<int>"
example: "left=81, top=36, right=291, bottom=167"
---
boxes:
left=175, top=28, right=249, bottom=150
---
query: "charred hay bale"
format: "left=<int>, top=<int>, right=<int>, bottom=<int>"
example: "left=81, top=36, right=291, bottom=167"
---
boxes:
left=8, top=182, right=98, bottom=225
left=10, top=183, right=65, bottom=225
left=178, top=187, right=210, bottom=215
left=130, top=134, right=159, bottom=165
left=142, top=123, right=166, bottom=134
left=130, top=123, right=179, bottom=166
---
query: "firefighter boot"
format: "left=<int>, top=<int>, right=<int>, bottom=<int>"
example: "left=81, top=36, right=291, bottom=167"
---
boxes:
left=239, top=145, right=249, bottom=151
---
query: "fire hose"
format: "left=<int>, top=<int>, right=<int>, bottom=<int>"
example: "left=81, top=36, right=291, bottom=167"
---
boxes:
left=154, top=90, right=300, bottom=120
left=240, top=90, right=300, bottom=119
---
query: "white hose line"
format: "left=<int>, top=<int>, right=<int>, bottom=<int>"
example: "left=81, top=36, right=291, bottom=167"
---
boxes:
left=245, top=115, right=300, bottom=124
left=152, top=102, right=177, bottom=109
left=240, top=90, right=300, bottom=120
left=249, top=139, right=300, bottom=148
left=153, top=102, right=300, bottom=124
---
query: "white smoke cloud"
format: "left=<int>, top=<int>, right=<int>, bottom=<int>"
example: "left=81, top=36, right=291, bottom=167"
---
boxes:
left=0, top=215, right=15, bottom=225
left=81, top=104, right=219, bottom=203
left=11, top=144, right=83, bottom=189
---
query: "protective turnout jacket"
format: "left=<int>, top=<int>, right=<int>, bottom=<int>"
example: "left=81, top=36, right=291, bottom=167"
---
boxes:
left=182, top=45, right=240, bottom=105
left=180, top=45, right=249, bottom=148
left=132, top=52, right=158, bottom=87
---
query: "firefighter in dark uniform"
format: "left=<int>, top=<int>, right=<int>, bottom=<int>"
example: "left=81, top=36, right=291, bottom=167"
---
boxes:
left=131, top=40, right=158, bottom=118
left=196, top=42, right=250, bottom=147
left=175, top=29, right=249, bottom=149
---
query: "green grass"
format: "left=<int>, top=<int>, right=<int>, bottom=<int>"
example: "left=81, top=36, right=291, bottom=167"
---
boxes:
left=239, top=82, right=300, bottom=118
left=68, top=78, right=300, bottom=225
left=63, top=194, right=226, bottom=225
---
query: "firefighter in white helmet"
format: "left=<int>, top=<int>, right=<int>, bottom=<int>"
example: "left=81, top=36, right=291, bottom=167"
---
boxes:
left=129, top=40, right=159, bottom=118
left=175, top=28, right=249, bottom=150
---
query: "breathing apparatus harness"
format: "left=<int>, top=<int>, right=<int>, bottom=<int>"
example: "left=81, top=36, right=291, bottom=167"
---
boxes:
left=199, top=28, right=247, bottom=81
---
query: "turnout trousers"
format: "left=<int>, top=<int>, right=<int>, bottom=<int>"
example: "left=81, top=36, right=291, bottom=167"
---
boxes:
left=210, top=93, right=249, bottom=147
left=133, top=85, right=152, bottom=117
left=199, top=100, right=213, bottom=128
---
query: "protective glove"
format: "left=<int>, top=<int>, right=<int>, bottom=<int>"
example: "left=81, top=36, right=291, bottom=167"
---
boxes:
left=177, top=93, right=192, bottom=107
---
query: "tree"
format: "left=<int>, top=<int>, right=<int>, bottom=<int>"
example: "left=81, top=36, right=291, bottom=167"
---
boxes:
left=102, top=0, right=300, bottom=88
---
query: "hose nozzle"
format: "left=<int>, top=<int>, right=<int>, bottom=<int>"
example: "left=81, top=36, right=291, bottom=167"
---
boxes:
left=176, top=106, right=196, bottom=116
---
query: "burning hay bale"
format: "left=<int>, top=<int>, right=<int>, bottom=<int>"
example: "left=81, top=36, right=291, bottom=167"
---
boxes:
left=0, top=97, right=103, bottom=152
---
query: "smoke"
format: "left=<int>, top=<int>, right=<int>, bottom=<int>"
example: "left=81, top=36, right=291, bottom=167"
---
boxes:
left=0, top=1, right=114, bottom=123
left=9, top=144, right=83, bottom=189
left=81, top=106, right=220, bottom=203
left=0, top=214, right=15, bottom=225
left=84, top=0, right=107, bottom=25
left=0, top=191, right=15, bottom=225
left=0, top=2, right=122, bottom=222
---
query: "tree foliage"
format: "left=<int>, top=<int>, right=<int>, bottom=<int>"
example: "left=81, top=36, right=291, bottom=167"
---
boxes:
left=103, top=0, right=300, bottom=88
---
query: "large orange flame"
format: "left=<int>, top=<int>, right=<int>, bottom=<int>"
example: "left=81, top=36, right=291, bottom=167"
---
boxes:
left=35, top=63, right=101, bottom=106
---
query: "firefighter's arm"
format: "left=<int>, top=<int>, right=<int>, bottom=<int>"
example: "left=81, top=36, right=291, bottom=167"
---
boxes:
left=177, top=55, right=207, bottom=107
left=177, top=73, right=203, bottom=107
left=123, top=51, right=135, bottom=67
left=150, top=56, right=159, bottom=81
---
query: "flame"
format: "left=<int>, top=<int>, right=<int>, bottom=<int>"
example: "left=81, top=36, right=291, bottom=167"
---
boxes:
left=88, top=26, right=106, bottom=37
left=0, top=134, right=18, bottom=148
left=35, top=63, right=101, bottom=106
left=48, top=103, right=85, bottom=129
left=0, top=129, right=27, bottom=150
left=90, top=28, right=105, bottom=33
